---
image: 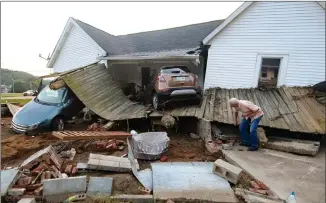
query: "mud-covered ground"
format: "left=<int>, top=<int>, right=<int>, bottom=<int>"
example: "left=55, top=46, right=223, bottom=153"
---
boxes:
left=1, top=116, right=220, bottom=195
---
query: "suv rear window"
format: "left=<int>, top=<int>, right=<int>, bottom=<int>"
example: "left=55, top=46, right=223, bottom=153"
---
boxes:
left=161, top=66, right=190, bottom=74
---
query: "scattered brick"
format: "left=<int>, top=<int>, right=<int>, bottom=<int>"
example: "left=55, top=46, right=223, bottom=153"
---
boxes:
left=249, top=188, right=268, bottom=195
left=250, top=181, right=262, bottom=189
left=256, top=180, right=269, bottom=190
left=160, top=156, right=168, bottom=162
left=71, top=166, right=77, bottom=175
left=18, top=177, right=32, bottom=186
left=65, top=165, right=73, bottom=174
left=26, top=183, right=43, bottom=191
left=34, top=186, right=43, bottom=196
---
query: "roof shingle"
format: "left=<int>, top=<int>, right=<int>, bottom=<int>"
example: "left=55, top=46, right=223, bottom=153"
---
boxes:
left=74, top=18, right=223, bottom=56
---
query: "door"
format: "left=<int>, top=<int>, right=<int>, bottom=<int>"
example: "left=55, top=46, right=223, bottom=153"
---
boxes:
left=141, top=67, right=151, bottom=87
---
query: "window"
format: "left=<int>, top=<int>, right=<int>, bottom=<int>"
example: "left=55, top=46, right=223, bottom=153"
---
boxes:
left=258, top=58, right=281, bottom=88
left=36, top=85, right=66, bottom=104
left=161, top=66, right=190, bottom=74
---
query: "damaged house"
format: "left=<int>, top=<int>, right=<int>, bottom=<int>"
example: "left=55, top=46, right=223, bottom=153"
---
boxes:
left=44, top=1, right=325, bottom=135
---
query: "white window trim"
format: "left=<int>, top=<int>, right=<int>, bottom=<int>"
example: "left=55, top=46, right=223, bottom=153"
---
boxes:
left=253, top=54, right=289, bottom=88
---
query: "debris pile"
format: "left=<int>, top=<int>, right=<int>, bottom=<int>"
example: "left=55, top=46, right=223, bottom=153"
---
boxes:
left=3, top=146, right=65, bottom=202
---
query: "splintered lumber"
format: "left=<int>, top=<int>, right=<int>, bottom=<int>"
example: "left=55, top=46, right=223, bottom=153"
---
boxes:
left=52, top=131, right=131, bottom=140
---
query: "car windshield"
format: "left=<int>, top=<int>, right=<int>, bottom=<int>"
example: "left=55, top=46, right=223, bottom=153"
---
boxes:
left=161, top=66, right=190, bottom=74
left=36, top=85, right=66, bottom=104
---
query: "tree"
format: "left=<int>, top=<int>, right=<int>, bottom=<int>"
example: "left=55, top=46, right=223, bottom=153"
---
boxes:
left=11, top=80, right=29, bottom=93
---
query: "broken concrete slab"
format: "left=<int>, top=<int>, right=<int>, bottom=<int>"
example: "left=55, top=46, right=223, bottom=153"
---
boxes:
left=43, top=176, right=87, bottom=196
left=76, top=162, right=88, bottom=170
left=213, top=159, right=242, bottom=184
left=235, top=188, right=285, bottom=203
left=17, top=198, right=36, bottom=203
left=127, top=138, right=153, bottom=191
left=1, top=169, right=21, bottom=196
left=265, top=137, right=320, bottom=156
left=87, top=177, right=113, bottom=196
left=224, top=147, right=325, bottom=203
left=109, top=195, right=153, bottom=203
left=151, top=162, right=237, bottom=202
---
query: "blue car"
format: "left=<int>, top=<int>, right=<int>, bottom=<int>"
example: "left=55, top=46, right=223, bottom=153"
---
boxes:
left=12, top=85, right=84, bottom=135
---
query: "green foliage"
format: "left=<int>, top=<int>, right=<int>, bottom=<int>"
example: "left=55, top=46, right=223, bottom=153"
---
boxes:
left=1, top=69, right=38, bottom=93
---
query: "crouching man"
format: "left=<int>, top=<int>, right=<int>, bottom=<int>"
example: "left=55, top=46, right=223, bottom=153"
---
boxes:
left=229, top=98, right=264, bottom=151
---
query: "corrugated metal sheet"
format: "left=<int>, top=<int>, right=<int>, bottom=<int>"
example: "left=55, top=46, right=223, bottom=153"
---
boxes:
left=150, top=87, right=325, bottom=134
left=60, top=63, right=147, bottom=120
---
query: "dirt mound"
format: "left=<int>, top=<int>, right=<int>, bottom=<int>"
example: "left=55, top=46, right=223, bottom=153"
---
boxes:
left=167, top=134, right=217, bottom=162
left=1, top=134, right=59, bottom=163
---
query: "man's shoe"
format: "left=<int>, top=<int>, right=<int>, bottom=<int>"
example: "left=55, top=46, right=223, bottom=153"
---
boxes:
left=247, top=147, right=258, bottom=151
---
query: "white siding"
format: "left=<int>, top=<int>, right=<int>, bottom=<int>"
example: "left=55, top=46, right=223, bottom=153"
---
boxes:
left=205, top=2, right=325, bottom=89
left=52, top=25, right=106, bottom=73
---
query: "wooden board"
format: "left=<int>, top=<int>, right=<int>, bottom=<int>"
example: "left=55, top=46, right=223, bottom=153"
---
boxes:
left=52, top=131, right=131, bottom=140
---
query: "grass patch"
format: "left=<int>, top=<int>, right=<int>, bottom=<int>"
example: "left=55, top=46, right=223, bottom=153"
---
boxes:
left=1, top=93, right=23, bottom=97
left=1, top=98, right=32, bottom=105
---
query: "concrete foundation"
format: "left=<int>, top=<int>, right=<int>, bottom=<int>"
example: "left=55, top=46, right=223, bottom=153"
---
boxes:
left=223, top=146, right=325, bottom=203
left=197, top=119, right=212, bottom=141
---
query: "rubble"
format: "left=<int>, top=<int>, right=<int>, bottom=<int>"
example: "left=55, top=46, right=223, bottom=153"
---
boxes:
left=235, top=188, right=284, bottom=203
left=257, top=127, right=268, bottom=147
left=265, top=137, right=320, bottom=156
left=190, top=133, right=200, bottom=139
left=161, top=115, right=176, bottom=129
left=222, top=143, right=233, bottom=150
left=87, top=122, right=105, bottom=131
left=59, top=148, right=76, bottom=160
left=205, top=141, right=222, bottom=157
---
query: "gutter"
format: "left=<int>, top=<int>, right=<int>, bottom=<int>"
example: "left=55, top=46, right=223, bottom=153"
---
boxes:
left=97, top=55, right=199, bottom=61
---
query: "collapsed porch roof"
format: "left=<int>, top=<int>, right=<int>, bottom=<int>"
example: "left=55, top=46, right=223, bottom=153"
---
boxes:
left=52, top=63, right=325, bottom=134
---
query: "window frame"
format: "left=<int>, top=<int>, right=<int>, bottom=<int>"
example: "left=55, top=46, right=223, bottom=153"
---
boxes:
left=253, top=54, right=289, bottom=88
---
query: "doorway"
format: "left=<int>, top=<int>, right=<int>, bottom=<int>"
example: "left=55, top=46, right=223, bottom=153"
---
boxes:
left=141, top=67, right=151, bottom=87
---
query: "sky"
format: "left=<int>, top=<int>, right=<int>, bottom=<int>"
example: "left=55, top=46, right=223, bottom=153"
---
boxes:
left=1, top=2, right=242, bottom=76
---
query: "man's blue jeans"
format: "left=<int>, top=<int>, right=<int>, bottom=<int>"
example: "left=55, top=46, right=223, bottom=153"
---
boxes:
left=239, top=116, right=263, bottom=149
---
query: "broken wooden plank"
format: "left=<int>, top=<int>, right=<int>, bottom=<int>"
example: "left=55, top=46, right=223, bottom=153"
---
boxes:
left=7, top=103, right=21, bottom=116
left=103, top=121, right=115, bottom=130
left=52, top=131, right=131, bottom=140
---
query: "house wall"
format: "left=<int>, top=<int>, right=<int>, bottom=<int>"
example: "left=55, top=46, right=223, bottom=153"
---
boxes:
left=205, top=2, right=325, bottom=89
left=52, top=25, right=106, bottom=73
left=108, top=60, right=202, bottom=88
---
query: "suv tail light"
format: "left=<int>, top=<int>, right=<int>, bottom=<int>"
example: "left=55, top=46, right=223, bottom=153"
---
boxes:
left=157, top=75, right=166, bottom=82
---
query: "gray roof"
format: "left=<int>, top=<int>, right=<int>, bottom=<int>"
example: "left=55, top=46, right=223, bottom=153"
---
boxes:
left=74, top=18, right=224, bottom=56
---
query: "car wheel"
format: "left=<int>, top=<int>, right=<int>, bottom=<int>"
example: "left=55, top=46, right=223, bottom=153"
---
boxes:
left=152, top=93, right=160, bottom=110
left=52, top=117, right=64, bottom=131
